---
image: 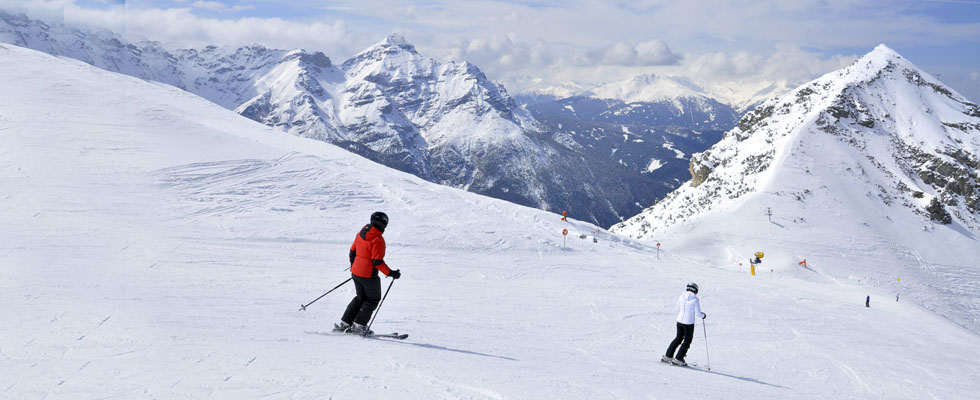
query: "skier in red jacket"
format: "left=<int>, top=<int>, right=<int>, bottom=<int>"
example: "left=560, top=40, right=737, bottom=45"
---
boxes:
left=334, top=212, right=401, bottom=335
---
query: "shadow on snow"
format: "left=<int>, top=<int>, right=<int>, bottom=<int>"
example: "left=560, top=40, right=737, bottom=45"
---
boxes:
left=684, top=366, right=789, bottom=390
left=307, top=331, right=518, bottom=362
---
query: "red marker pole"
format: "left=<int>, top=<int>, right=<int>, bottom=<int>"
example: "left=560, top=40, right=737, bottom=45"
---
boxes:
left=656, top=242, right=661, bottom=259
left=562, top=228, right=568, bottom=248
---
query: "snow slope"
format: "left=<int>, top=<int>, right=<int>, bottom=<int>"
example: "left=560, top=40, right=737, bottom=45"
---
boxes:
left=3, top=43, right=980, bottom=399
left=614, top=45, right=980, bottom=335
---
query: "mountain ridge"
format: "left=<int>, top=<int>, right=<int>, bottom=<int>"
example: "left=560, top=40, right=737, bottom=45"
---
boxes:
left=613, top=43, right=980, bottom=333
left=0, top=10, right=722, bottom=226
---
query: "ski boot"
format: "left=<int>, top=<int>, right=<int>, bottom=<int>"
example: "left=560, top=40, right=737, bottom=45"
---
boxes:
left=332, top=321, right=351, bottom=333
left=349, top=323, right=374, bottom=336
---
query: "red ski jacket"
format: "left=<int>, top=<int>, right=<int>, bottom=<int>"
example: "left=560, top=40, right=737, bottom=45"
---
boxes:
left=349, top=224, right=392, bottom=278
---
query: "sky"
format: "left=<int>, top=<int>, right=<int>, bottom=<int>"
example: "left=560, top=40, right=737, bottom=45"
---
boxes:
left=2, top=0, right=979, bottom=102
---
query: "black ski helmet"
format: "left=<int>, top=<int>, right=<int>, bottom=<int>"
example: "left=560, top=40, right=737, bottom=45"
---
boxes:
left=686, top=282, right=699, bottom=294
left=370, top=211, right=389, bottom=231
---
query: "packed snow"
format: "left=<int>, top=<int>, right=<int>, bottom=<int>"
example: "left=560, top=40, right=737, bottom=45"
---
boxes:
left=2, top=43, right=980, bottom=399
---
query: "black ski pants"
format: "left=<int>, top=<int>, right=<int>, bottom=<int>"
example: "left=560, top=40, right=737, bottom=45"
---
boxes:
left=341, top=275, right=382, bottom=325
left=665, top=322, right=695, bottom=361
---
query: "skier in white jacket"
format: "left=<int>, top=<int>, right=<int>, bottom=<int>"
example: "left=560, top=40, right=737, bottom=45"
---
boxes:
left=661, top=282, right=706, bottom=366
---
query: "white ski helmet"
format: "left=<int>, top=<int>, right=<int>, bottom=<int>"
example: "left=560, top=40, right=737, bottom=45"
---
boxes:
left=686, top=282, right=699, bottom=294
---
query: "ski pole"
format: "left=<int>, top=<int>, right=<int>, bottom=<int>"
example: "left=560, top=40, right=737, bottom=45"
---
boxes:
left=702, top=319, right=711, bottom=371
left=299, top=277, right=352, bottom=311
left=364, top=278, right=395, bottom=336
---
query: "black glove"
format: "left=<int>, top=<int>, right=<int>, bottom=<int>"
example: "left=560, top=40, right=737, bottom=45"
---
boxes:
left=388, top=269, right=401, bottom=279
left=702, top=313, right=707, bottom=320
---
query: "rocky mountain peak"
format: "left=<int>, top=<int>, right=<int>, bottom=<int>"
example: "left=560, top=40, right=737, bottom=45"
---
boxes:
left=380, top=33, right=412, bottom=48
left=283, top=49, right=332, bottom=69
left=350, top=33, right=418, bottom=58
left=340, top=33, right=432, bottom=79
left=615, top=44, right=980, bottom=238
left=867, top=43, right=902, bottom=61
left=365, top=33, right=420, bottom=57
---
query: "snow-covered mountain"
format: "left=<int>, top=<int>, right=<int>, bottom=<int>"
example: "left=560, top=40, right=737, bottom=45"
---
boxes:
left=328, top=35, right=679, bottom=225
left=334, top=35, right=540, bottom=178
left=0, top=10, right=674, bottom=227
left=591, top=73, right=709, bottom=104
left=512, top=81, right=588, bottom=104
left=699, top=78, right=796, bottom=113
left=586, top=72, right=793, bottom=113
left=614, top=45, right=980, bottom=333
left=0, top=9, right=340, bottom=131
left=5, top=41, right=980, bottom=399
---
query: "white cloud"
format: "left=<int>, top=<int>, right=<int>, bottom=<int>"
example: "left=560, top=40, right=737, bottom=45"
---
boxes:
left=0, top=0, right=81, bottom=21
left=585, top=39, right=681, bottom=66
left=685, top=44, right=857, bottom=83
left=190, top=1, right=255, bottom=13
left=0, top=1, right=354, bottom=53
left=1, top=0, right=975, bottom=102
left=416, top=35, right=547, bottom=87
left=480, top=42, right=862, bottom=104
left=424, top=34, right=682, bottom=84
left=1, top=1, right=359, bottom=55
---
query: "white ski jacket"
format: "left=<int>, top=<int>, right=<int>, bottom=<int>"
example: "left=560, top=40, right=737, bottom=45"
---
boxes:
left=675, top=290, right=705, bottom=325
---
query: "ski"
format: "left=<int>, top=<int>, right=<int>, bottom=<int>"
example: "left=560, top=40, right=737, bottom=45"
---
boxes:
left=366, top=332, right=409, bottom=340
left=307, top=330, right=409, bottom=340
left=660, top=357, right=701, bottom=369
left=663, top=362, right=702, bottom=369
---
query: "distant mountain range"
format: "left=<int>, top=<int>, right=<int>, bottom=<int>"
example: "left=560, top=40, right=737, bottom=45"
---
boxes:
left=519, top=72, right=794, bottom=113
left=0, top=9, right=740, bottom=226
left=514, top=74, right=795, bottom=164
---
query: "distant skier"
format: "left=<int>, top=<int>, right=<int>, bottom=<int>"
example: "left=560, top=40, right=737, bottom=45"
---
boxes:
left=334, top=212, right=401, bottom=335
left=866, top=295, right=870, bottom=308
left=662, top=282, right=706, bottom=367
